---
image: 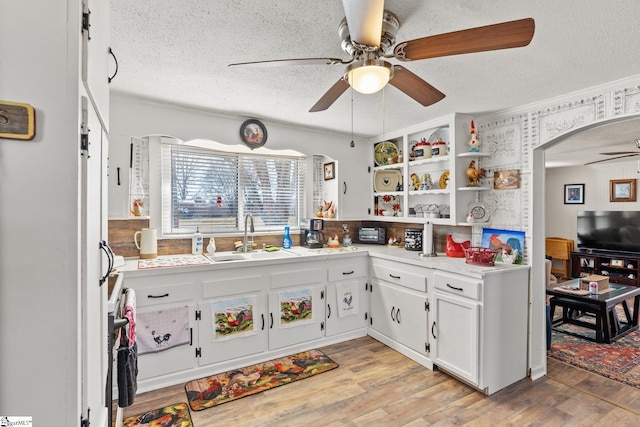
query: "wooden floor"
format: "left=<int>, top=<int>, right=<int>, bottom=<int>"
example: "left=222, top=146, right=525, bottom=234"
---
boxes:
left=119, top=336, right=640, bottom=426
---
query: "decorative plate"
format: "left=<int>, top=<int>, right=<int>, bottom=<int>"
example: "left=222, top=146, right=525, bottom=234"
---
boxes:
left=240, top=119, right=267, bottom=149
left=467, top=202, right=489, bottom=223
left=377, top=194, right=401, bottom=216
left=374, top=169, right=402, bottom=192
left=374, top=141, right=399, bottom=166
left=439, top=171, right=450, bottom=189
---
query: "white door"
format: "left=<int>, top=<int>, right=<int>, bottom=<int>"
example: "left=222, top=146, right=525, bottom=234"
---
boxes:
left=268, top=285, right=325, bottom=350
left=80, top=96, right=108, bottom=426
left=198, top=294, right=268, bottom=365
left=432, top=291, right=480, bottom=385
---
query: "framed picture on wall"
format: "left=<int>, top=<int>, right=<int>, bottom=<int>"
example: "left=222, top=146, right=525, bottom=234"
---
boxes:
left=323, top=162, right=335, bottom=180
left=564, top=183, right=584, bottom=204
left=610, top=179, right=636, bottom=202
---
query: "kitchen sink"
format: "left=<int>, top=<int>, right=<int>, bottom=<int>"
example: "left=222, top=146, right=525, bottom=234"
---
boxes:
left=205, top=249, right=298, bottom=262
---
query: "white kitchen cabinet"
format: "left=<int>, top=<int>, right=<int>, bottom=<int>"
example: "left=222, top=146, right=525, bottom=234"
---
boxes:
left=369, top=278, right=429, bottom=356
left=267, top=263, right=327, bottom=350
left=431, top=268, right=529, bottom=394
left=325, top=257, right=369, bottom=336
left=369, top=113, right=476, bottom=225
left=197, top=268, right=268, bottom=366
left=131, top=278, right=197, bottom=382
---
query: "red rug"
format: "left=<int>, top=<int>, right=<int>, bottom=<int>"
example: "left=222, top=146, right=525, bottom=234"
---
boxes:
left=122, top=402, right=192, bottom=426
left=185, top=349, right=339, bottom=411
left=548, top=311, right=640, bottom=389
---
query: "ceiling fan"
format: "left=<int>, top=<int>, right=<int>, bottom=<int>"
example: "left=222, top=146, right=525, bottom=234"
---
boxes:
left=584, top=139, right=640, bottom=165
left=228, top=0, right=535, bottom=112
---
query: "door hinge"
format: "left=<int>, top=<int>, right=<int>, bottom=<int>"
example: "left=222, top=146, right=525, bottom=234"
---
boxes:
left=367, top=208, right=371, bottom=215
left=368, top=165, right=371, bottom=173
left=195, top=310, right=201, bottom=321
left=321, top=290, right=325, bottom=300
left=195, top=347, right=202, bottom=358
left=80, top=97, right=90, bottom=157
left=426, top=343, right=430, bottom=354
left=80, top=407, right=90, bottom=427
left=425, top=300, right=430, bottom=311
left=82, top=8, right=91, bottom=40
left=527, top=368, right=532, bottom=377
left=320, top=321, right=324, bottom=331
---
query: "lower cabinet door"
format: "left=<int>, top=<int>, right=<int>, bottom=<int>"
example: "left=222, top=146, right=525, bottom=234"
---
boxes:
left=432, top=291, right=479, bottom=385
left=268, top=285, right=325, bottom=350
left=325, top=279, right=368, bottom=336
left=370, top=279, right=428, bottom=355
left=135, top=303, right=196, bottom=381
left=197, top=293, right=268, bottom=366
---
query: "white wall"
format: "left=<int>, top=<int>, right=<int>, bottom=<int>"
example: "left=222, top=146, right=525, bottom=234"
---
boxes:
left=0, top=1, right=82, bottom=424
left=108, top=94, right=370, bottom=220
left=546, top=163, right=640, bottom=240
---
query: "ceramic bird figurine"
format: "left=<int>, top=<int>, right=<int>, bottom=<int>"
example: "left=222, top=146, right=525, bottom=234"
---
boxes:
left=468, top=120, right=480, bottom=152
left=466, top=160, right=485, bottom=186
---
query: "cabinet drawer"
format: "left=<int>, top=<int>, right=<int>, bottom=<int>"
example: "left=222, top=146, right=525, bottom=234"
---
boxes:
left=434, top=271, right=480, bottom=300
left=269, top=262, right=326, bottom=289
left=327, top=256, right=368, bottom=282
left=136, top=283, right=195, bottom=308
left=370, top=258, right=429, bottom=292
left=202, top=269, right=264, bottom=298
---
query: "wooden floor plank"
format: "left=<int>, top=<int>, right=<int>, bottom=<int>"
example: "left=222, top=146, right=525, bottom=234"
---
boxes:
left=117, top=336, right=640, bottom=425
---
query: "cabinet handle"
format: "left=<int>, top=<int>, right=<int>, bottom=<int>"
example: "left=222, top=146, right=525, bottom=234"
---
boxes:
left=261, top=314, right=265, bottom=330
left=147, top=293, right=169, bottom=299
left=343, top=181, right=347, bottom=194
left=270, top=313, right=274, bottom=329
left=396, top=308, right=401, bottom=324
left=327, top=303, right=332, bottom=318
left=432, top=322, right=437, bottom=339
left=390, top=306, right=396, bottom=321
left=446, top=283, right=464, bottom=292
left=389, top=274, right=401, bottom=280
left=342, top=271, right=355, bottom=275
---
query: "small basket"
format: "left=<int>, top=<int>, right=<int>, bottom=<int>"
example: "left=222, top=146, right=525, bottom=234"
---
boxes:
left=463, top=247, right=500, bottom=266
left=579, top=274, right=609, bottom=291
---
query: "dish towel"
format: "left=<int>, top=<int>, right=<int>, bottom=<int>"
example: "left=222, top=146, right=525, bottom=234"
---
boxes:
left=136, top=306, right=190, bottom=354
left=118, top=288, right=138, bottom=407
left=335, top=281, right=359, bottom=318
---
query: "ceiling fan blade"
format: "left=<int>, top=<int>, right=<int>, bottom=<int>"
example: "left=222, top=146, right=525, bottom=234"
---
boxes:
left=585, top=153, right=640, bottom=165
left=342, top=0, right=384, bottom=47
left=600, top=151, right=639, bottom=155
left=309, top=78, right=350, bottom=112
left=388, top=66, right=445, bottom=107
left=229, top=58, right=347, bottom=68
left=394, top=18, right=535, bottom=61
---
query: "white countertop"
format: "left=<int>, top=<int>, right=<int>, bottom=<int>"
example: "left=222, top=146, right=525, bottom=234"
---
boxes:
left=116, top=244, right=529, bottom=279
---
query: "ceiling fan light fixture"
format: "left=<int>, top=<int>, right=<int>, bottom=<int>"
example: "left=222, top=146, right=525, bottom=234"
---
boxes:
left=346, top=59, right=393, bottom=94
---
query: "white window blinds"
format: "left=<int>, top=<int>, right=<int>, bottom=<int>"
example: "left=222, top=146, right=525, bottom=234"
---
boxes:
left=161, top=143, right=305, bottom=235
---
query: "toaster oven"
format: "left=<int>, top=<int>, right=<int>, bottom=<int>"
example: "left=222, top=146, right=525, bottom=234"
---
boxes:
left=357, top=227, right=386, bottom=245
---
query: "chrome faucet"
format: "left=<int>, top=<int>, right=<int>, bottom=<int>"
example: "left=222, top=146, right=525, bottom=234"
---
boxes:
left=241, top=213, right=255, bottom=252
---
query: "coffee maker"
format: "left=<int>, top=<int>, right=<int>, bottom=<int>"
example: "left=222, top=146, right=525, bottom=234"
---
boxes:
left=301, top=218, right=325, bottom=248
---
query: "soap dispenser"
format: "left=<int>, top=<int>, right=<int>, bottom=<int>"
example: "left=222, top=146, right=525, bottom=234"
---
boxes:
left=192, top=227, right=203, bottom=255
left=282, top=226, right=292, bottom=249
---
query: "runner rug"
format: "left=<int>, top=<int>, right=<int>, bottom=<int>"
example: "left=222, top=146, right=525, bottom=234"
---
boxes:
left=547, top=312, right=640, bottom=389
left=121, top=402, right=193, bottom=427
left=185, top=349, right=339, bottom=411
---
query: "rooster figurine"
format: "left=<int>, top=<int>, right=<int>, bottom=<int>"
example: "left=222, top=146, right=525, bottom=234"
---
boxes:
left=466, top=160, right=485, bottom=187
left=468, top=120, right=480, bottom=152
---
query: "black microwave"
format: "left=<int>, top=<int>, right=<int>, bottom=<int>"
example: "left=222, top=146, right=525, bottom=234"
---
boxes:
left=357, top=227, right=386, bottom=245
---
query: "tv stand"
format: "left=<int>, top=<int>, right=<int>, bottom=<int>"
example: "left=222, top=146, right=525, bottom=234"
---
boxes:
left=570, top=251, right=640, bottom=287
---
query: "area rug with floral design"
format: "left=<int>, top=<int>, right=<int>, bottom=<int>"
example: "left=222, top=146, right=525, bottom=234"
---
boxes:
left=185, top=349, right=339, bottom=411
left=548, top=317, right=640, bottom=389
left=121, top=402, right=192, bottom=427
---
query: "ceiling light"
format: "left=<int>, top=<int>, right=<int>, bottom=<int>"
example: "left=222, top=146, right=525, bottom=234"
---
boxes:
left=345, top=59, right=393, bottom=94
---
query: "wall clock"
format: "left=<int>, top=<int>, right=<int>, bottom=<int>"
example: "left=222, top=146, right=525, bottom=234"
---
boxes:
left=240, top=119, right=267, bottom=149
left=467, top=202, right=489, bottom=223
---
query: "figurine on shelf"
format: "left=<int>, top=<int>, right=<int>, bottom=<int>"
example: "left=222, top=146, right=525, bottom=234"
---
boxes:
left=410, top=173, right=421, bottom=190
left=419, top=173, right=434, bottom=190
left=466, top=160, right=485, bottom=187
left=468, top=120, right=480, bottom=152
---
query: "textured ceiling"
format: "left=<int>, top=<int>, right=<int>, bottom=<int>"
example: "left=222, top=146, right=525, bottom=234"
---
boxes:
left=109, top=0, right=640, bottom=166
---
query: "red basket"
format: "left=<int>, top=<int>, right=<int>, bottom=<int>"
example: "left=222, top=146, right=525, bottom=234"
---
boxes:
left=463, top=247, right=499, bottom=266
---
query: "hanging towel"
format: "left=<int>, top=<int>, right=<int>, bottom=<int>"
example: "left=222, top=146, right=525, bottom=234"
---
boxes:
left=336, top=281, right=359, bottom=318
left=137, top=306, right=190, bottom=354
left=118, top=288, right=138, bottom=407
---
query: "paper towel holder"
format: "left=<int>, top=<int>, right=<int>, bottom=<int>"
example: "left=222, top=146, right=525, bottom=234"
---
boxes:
left=419, top=221, right=438, bottom=257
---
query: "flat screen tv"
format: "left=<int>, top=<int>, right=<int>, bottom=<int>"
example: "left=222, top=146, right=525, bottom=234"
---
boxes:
left=577, top=211, right=640, bottom=254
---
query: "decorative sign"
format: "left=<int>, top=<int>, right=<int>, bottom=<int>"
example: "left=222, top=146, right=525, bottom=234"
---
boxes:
left=0, top=101, right=36, bottom=140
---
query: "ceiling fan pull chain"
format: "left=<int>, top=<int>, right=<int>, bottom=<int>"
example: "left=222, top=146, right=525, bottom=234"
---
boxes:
left=350, top=86, right=355, bottom=148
